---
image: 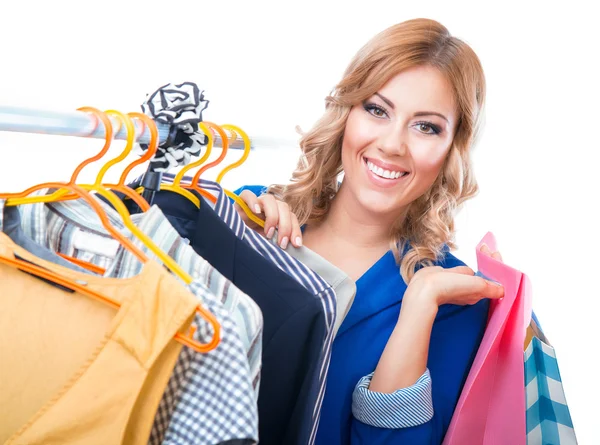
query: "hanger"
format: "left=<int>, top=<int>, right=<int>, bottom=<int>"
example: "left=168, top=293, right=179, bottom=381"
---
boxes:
left=156, top=121, right=215, bottom=207
left=2, top=181, right=220, bottom=353
left=174, top=121, right=232, bottom=204
left=0, top=119, right=221, bottom=352
left=215, top=124, right=266, bottom=228
left=54, top=108, right=151, bottom=211
left=89, top=110, right=152, bottom=211
left=0, top=224, right=212, bottom=353
left=133, top=122, right=217, bottom=208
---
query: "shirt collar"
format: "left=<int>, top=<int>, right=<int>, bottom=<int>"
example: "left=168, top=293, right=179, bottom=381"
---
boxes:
left=159, top=173, right=246, bottom=239
left=12, top=189, right=189, bottom=279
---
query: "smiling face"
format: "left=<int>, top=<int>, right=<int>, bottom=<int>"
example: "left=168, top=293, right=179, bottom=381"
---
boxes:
left=338, top=64, right=459, bottom=222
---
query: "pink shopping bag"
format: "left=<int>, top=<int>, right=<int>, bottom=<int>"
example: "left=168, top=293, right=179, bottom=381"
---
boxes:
left=443, top=232, right=532, bottom=445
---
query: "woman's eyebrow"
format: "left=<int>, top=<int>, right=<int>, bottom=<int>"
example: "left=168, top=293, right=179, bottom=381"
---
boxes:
left=375, top=92, right=395, bottom=109
left=413, top=111, right=449, bottom=123
left=374, top=93, right=449, bottom=123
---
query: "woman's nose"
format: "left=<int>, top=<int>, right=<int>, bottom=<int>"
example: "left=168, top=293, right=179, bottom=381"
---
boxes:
left=377, top=125, right=408, bottom=157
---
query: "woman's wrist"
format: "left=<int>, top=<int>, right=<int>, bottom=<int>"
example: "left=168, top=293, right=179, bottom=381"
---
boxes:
left=369, top=292, right=438, bottom=393
left=402, top=284, right=439, bottom=318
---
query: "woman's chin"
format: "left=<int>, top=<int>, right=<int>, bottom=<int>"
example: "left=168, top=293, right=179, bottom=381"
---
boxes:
left=357, top=198, right=405, bottom=221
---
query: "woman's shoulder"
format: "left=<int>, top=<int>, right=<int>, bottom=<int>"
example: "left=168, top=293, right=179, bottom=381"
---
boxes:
left=436, top=247, right=467, bottom=269
left=233, top=184, right=268, bottom=196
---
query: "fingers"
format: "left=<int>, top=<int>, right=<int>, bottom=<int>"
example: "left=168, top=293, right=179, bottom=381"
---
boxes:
left=236, top=190, right=303, bottom=249
left=480, top=276, right=504, bottom=299
left=480, top=243, right=503, bottom=263
left=447, top=266, right=475, bottom=276
left=239, top=190, right=262, bottom=215
left=236, top=190, right=262, bottom=229
left=462, top=271, right=504, bottom=300
left=432, top=271, right=504, bottom=307
left=491, top=251, right=503, bottom=262
left=274, top=201, right=303, bottom=248
left=275, top=201, right=292, bottom=248
left=290, top=213, right=303, bottom=247
left=257, top=194, right=280, bottom=239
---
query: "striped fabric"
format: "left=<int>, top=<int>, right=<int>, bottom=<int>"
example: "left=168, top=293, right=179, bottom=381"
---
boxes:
left=161, top=173, right=337, bottom=445
left=13, top=195, right=262, bottom=444
left=352, top=369, right=434, bottom=428
left=525, top=335, right=577, bottom=444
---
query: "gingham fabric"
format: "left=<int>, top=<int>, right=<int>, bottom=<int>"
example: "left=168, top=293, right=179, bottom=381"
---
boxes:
left=163, top=280, right=257, bottom=445
left=160, top=173, right=337, bottom=445
left=10, top=196, right=260, bottom=444
left=525, top=335, right=577, bottom=444
left=137, top=81, right=210, bottom=172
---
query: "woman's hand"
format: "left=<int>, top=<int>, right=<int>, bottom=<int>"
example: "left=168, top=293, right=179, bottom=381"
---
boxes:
left=371, top=243, right=505, bottom=393
left=405, top=243, right=505, bottom=309
left=235, top=190, right=303, bottom=249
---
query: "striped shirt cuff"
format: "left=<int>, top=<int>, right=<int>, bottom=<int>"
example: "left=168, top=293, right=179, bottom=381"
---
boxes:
left=351, top=369, right=434, bottom=429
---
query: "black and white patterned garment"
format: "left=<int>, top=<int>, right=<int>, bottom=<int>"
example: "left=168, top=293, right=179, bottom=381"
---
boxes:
left=137, top=82, right=210, bottom=172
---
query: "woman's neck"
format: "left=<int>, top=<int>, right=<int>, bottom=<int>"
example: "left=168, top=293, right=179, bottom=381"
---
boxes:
left=313, top=184, right=398, bottom=251
left=302, top=184, right=403, bottom=281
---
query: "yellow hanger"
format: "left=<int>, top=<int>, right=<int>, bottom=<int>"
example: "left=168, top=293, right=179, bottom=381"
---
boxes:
left=1, top=183, right=220, bottom=353
left=176, top=121, right=232, bottom=204
left=0, top=109, right=221, bottom=351
left=5, top=115, right=196, bottom=282
left=55, top=109, right=152, bottom=210
left=158, top=122, right=215, bottom=207
left=217, top=124, right=265, bottom=228
left=0, top=251, right=214, bottom=353
left=134, top=123, right=216, bottom=208
left=90, top=110, right=154, bottom=211
left=8, top=107, right=113, bottom=206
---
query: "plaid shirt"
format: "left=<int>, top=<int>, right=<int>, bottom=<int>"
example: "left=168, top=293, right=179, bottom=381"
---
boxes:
left=12, top=196, right=261, bottom=444
left=161, top=174, right=337, bottom=445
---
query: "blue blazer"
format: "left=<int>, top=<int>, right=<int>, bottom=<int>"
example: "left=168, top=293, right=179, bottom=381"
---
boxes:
left=236, top=185, right=489, bottom=445
left=316, top=249, right=489, bottom=445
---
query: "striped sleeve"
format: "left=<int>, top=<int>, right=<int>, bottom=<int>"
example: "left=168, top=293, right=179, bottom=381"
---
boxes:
left=351, top=369, right=434, bottom=429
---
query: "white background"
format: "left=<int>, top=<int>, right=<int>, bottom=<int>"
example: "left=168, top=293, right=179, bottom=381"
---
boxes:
left=1, top=1, right=598, bottom=442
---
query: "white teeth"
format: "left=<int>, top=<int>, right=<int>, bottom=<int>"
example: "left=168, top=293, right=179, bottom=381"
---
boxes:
left=366, top=160, right=406, bottom=180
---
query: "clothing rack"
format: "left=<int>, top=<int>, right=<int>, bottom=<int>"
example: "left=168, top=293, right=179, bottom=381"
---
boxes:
left=0, top=106, right=250, bottom=150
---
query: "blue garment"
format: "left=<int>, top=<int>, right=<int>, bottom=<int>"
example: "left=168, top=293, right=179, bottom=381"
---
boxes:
left=115, top=179, right=329, bottom=445
left=236, top=185, right=489, bottom=445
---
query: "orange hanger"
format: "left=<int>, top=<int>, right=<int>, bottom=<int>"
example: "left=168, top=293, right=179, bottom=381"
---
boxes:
left=176, top=121, right=232, bottom=204
left=0, top=245, right=208, bottom=353
left=86, top=109, right=151, bottom=211
left=0, top=108, right=222, bottom=352
left=2, top=182, right=147, bottom=260
left=134, top=121, right=216, bottom=208
left=1, top=181, right=220, bottom=353
left=20, top=106, right=114, bottom=204
left=56, top=252, right=107, bottom=275
left=215, top=124, right=265, bottom=228
left=48, top=108, right=150, bottom=211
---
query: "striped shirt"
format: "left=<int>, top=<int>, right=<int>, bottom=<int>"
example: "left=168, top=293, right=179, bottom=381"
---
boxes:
left=160, top=173, right=337, bottom=445
left=219, top=183, right=438, bottom=433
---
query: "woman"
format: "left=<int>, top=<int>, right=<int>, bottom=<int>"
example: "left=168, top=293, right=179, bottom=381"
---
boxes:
left=234, top=18, right=505, bottom=444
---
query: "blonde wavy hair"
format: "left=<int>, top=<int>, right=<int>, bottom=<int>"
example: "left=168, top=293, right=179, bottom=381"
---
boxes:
left=268, top=18, right=486, bottom=283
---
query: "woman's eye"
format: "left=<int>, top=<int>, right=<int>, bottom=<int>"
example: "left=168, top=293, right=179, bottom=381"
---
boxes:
left=372, top=107, right=385, bottom=117
left=416, top=122, right=441, bottom=135
left=363, top=103, right=389, bottom=118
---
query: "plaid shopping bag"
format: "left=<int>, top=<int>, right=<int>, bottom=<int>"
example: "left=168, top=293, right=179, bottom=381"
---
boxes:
left=525, top=314, right=577, bottom=444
